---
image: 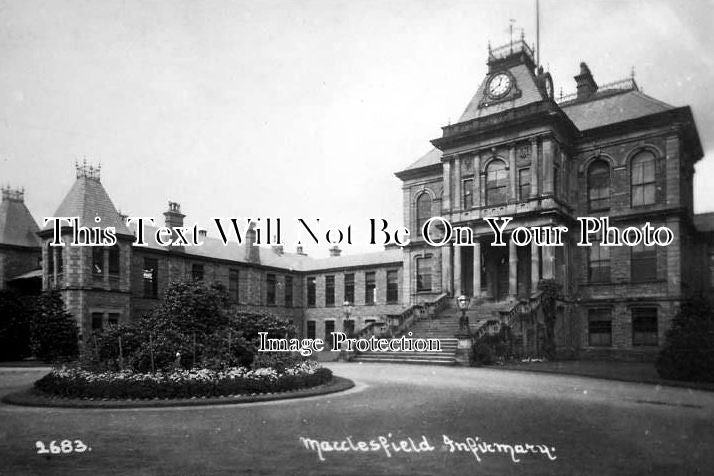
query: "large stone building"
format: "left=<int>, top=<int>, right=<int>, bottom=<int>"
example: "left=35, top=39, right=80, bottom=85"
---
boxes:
left=1, top=39, right=712, bottom=361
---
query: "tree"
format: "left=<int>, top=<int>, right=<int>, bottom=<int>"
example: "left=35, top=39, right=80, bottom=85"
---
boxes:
left=0, top=290, right=32, bottom=361
left=656, top=296, right=714, bottom=382
left=30, top=291, right=79, bottom=362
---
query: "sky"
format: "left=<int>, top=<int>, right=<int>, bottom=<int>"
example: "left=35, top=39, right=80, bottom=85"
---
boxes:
left=1, top=0, right=713, bottom=256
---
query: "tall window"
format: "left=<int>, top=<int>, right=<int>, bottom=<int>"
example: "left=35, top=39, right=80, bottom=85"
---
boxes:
left=344, top=273, right=355, bottom=304
left=284, top=276, right=293, bottom=307
left=553, top=164, right=560, bottom=199
left=306, top=321, right=316, bottom=339
left=631, top=151, right=656, bottom=206
left=307, top=277, right=316, bottom=307
left=108, top=246, right=120, bottom=275
left=588, top=159, right=610, bottom=211
left=518, top=168, right=531, bottom=200
left=632, top=308, right=658, bottom=346
left=387, top=270, right=399, bottom=304
left=192, top=264, right=204, bottom=282
left=486, top=160, right=508, bottom=206
left=92, top=247, right=104, bottom=277
left=143, top=258, right=158, bottom=298
left=462, top=178, right=473, bottom=209
left=325, top=275, right=335, bottom=307
left=266, top=273, right=276, bottom=305
left=416, top=256, right=432, bottom=292
left=416, top=193, right=432, bottom=233
left=229, top=269, right=239, bottom=303
left=56, top=246, right=63, bottom=275
left=588, top=240, right=610, bottom=283
left=631, top=243, right=657, bottom=282
left=588, top=309, right=612, bottom=346
left=365, top=272, right=376, bottom=305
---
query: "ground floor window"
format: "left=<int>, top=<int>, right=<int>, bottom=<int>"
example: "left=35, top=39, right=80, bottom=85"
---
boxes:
left=632, top=308, right=658, bottom=346
left=306, top=320, right=316, bottom=339
left=91, top=311, right=121, bottom=331
left=325, top=320, right=335, bottom=349
left=588, top=308, right=612, bottom=346
left=416, top=256, right=432, bottom=292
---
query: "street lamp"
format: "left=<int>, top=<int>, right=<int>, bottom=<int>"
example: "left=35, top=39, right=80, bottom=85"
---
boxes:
left=457, top=295, right=471, bottom=331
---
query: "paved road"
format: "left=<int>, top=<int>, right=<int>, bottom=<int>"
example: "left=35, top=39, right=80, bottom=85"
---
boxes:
left=0, top=363, right=712, bottom=475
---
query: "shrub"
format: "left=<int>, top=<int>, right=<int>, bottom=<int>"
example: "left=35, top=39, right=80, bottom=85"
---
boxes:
left=656, top=297, right=714, bottom=382
left=29, top=292, right=79, bottom=363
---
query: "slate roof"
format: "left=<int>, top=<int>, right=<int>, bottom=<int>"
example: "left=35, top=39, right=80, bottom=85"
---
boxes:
left=401, top=148, right=442, bottom=171
left=560, top=89, right=674, bottom=131
left=0, top=195, right=41, bottom=247
left=43, top=176, right=131, bottom=235
left=458, top=63, right=546, bottom=123
left=130, top=222, right=402, bottom=272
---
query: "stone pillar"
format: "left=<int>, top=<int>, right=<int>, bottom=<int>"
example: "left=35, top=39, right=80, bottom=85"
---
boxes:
left=473, top=240, right=481, bottom=297
left=531, top=240, right=541, bottom=289
left=509, top=145, right=517, bottom=201
left=474, top=153, right=482, bottom=208
left=543, top=245, right=555, bottom=279
left=454, top=246, right=462, bottom=296
left=453, top=156, right=462, bottom=210
left=543, top=136, right=554, bottom=195
left=530, top=137, right=539, bottom=198
left=509, top=240, right=518, bottom=297
left=442, top=160, right=452, bottom=211
left=441, top=246, right=452, bottom=295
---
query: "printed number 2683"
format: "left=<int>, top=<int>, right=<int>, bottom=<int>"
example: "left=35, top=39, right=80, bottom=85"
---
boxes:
left=35, top=440, right=89, bottom=454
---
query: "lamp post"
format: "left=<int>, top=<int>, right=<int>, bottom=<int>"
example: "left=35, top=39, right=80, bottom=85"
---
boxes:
left=457, top=294, right=471, bottom=331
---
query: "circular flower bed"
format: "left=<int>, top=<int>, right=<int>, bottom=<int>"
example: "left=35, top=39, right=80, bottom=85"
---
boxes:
left=34, top=361, right=332, bottom=400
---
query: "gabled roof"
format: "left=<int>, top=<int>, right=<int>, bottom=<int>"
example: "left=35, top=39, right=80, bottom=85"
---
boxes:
left=458, top=63, right=546, bottom=123
left=560, top=89, right=674, bottom=131
left=43, top=175, right=131, bottom=235
left=694, top=212, right=714, bottom=233
left=0, top=194, right=41, bottom=247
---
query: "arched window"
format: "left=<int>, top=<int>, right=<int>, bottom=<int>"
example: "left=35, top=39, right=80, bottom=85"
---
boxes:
left=415, top=193, right=432, bottom=233
left=631, top=151, right=656, bottom=206
left=587, top=159, right=610, bottom=211
left=485, top=160, right=508, bottom=206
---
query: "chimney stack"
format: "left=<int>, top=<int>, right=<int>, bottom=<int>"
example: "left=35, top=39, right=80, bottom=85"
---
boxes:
left=245, top=221, right=260, bottom=263
left=163, top=201, right=185, bottom=251
left=1, top=185, right=24, bottom=202
left=575, top=62, right=598, bottom=100
left=329, top=245, right=342, bottom=257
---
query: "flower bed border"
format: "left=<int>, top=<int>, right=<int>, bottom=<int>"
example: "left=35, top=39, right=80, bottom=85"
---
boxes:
left=2, top=376, right=354, bottom=409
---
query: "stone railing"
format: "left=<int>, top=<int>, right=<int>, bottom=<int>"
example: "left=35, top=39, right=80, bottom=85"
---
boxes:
left=474, top=291, right=544, bottom=340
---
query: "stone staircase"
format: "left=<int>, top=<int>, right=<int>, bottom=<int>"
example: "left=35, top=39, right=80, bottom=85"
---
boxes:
left=352, top=299, right=514, bottom=366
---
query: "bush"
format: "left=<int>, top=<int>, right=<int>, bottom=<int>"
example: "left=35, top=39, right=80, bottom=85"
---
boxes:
left=656, top=297, right=714, bottom=382
left=30, top=292, right=79, bottom=363
left=34, top=362, right=333, bottom=399
left=84, top=280, right=299, bottom=373
left=0, top=290, right=32, bottom=361
left=471, top=342, right=494, bottom=366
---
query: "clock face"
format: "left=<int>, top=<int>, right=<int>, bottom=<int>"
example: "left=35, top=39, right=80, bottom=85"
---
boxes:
left=487, top=72, right=512, bottom=99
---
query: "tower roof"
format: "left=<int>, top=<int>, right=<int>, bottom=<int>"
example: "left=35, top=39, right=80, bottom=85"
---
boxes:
left=0, top=187, right=41, bottom=248
left=42, top=165, right=131, bottom=235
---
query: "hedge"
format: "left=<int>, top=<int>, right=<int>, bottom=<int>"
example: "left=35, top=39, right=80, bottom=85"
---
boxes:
left=34, top=363, right=332, bottom=400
